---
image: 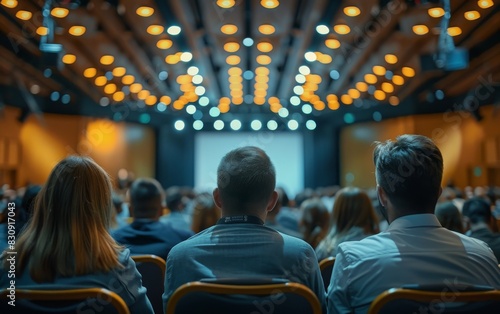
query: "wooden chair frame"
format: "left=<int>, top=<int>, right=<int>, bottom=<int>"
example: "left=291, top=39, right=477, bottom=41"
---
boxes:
left=131, top=254, right=166, bottom=278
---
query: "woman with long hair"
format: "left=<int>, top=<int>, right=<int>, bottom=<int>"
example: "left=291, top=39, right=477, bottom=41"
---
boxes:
left=0, top=156, right=153, bottom=313
left=315, top=187, right=379, bottom=261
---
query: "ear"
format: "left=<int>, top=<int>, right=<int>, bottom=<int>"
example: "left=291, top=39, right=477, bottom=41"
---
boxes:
left=213, top=188, right=222, bottom=209
left=377, top=185, right=388, bottom=208
left=266, top=190, right=279, bottom=212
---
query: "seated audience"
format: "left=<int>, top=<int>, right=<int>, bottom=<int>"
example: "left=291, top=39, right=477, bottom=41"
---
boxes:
left=315, top=187, right=379, bottom=260
left=112, top=178, right=193, bottom=260
left=163, top=146, right=326, bottom=311
left=462, top=197, right=500, bottom=261
left=299, top=198, right=330, bottom=248
left=160, top=186, right=192, bottom=232
left=109, top=192, right=128, bottom=231
left=190, top=192, right=221, bottom=233
left=275, top=187, right=302, bottom=233
left=328, top=135, right=500, bottom=314
left=435, top=201, right=464, bottom=233
left=0, top=156, right=153, bottom=313
left=265, top=188, right=303, bottom=238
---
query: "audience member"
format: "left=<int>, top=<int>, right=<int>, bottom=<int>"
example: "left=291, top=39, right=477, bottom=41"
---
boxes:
left=299, top=198, right=330, bottom=248
left=109, top=192, right=128, bottom=231
left=315, top=187, right=379, bottom=260
left=462, top=197, right=500, bottom=261
left=112, top=178, right=193, bottom=260
left=435, top=201, right=464, bottom=233
left=160, top=186, right=192, bottom=232
left=163, top=146, right=326, bottom=311
left=327, top=135, right=500, bottom=314
left=0, top=156, right=153, bottom=313
left=266, top=187, right=303, bottom=238
left=190, top=192, right=221, bottom=233
left=275, top=187, right=302, bottom=233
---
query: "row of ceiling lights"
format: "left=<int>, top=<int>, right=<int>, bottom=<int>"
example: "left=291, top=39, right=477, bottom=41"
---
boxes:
left=172, top=118, right=316, bottom=132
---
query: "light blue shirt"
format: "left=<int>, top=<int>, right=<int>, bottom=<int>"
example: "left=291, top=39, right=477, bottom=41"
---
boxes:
left=327, top=214, right=500, bottom=314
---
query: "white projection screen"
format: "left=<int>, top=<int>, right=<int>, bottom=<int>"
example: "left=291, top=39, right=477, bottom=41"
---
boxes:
left=194, top=132, right=304, bottom=198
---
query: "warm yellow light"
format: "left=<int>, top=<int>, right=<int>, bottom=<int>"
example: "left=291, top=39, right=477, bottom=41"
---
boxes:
left=364, top=73, right=377, bottom=84
left=69, top=26, right=86, bottom=36
left=1, top=0, right=18, bottom=9
left=402, top=66, right=415, bottom=77
left=94, top=76, right=107, bottom=86
left=261, top=0, right=279, bottom=9
left=160, top=95, right=171, bottom=105
left=356, top=82, right=368, bottom=92
left=51, top=7, right=69, bottom=18
left=136, top=6, right=154, bottom=17
left=255, top=67, right=269, bottom=76
left=256, top=55, right=271, bottom=65
left=172, top=100, right=184, bottom=110
left=100, top=55, right=114, bottom=65
left=145, top=95, right=157, bottom=106
left=36, top=27, right=49, bottom=36
left=428, top=7, right=444, bottom=18
left=138, top=90, right=150, bottom=100
left=464, top=10, right=481, bottom=20
left=254, top=91, right=268, bottom=99
left=478, top=0, right=494, bottom=9
left=447, top=27, right=462, bottom=36
left=389, top=96, right=400, bottom=106
left=255, top=75, right=269, bottom=83
left=318, top=54, right=332, bottom=64
left=373, top=65, right=386, bottom=76
left=334, top=24, right=350, bottom=35
left=230, top=90, right=243, bottom=98
left=381, top=82, right=394, bottom=93
left=385, top=54, right=398, bottom=64
left=176, top=75, right=191, bottom=85
left=344, top=6, right=360, bottom=17
left=229, top=76, right=243, bottom=84
left=165, top=54, right=180, bottom=64
left=348, top=88, right=360, bottom=99
left=130, top=83, right=142, bottom=93
left=412, top=24, right=429, bottom=35
left=226, top=55, right=241, bottom=65
left=15, top=10, right=31, bottom=20
left=325, top=38, right=340, bottom=49
left=257, top=42, right=273, bottom=53
left=157, top=39, right=173, bottom=49
left=62, top=54, right=76, bottom=64
left=374, top=90, right=386, bottom=101
left=228, top=67, right=242, bottom=76
left=104, top=84, right=117, bottom=94
left=113, top=91, right=125, bottom=102
left=328, top=101, right=340, bottom=110
left=392, top=75, right=404, bottom=85
left=224, top=42, right=240, bottom=53
left=326, top=94, right=338, bottom=102
left=341, top=94, right=353, bottom=105
left=147, top=25, right=164, bottom=35
left=220, top=24, right=238, bottom=35
left=232, top=97, right=243, bottom=105
left=258, top=24, right=275, bottom=35
left=112, top=67, right=126, bottom=77
left=217, top=0, right=235, bottom=8
left=307, top=74, right=322, bottom=84
left=313, top=101, right=326, bottom=111
left=83, top=68, right=97, bottom=78
left=121, top=74, right=134, bottom=85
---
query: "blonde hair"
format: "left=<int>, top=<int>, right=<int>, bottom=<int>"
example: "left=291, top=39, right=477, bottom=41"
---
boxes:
left=3, top=156, right=122, bottom=282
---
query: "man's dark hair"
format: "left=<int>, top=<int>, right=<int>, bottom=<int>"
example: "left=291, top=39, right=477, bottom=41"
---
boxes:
left=462, top=197, right=492, bottom=224
left=217, top=146, right=276, bottom=213
left=374, top=134, right=443, bottom=212
left=130, top=178, right=164, bottom=218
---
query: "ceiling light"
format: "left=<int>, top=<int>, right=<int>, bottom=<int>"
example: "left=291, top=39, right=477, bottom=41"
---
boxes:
left=94, top=76, right=107, bottom=86
left=381, top=82, right=394, bottom=93
left=316, top=25, right=330, bottom=35
left=257, top=42, right=273, bottom=53
left=318, top=54, right=332, bottom=64
left=157, top=39, right=173, bottom=49
left=167, top=26, right=181, bottom=35
left=287, top=120, right=299, bottom=130
left=228, top=67, right=243, bottom=76
left=428, top=7, right=444, bottom=18
left=412, top=25, right=429, bottom=35
left=364, top=73, right=377, bottom=84
left=195, top=86, right=205, bottom=95
left=104, top=84, right=117, bottom=94
left=69, top=26, right=86, bottom=36
left=112, top=67, right=126, bottom=77
left=334, top=24, right=350, bottom=35
left=15, top=10, right=31, bottom=20
left=243, top=37, right=254, bottom=47
left=255, top=67, right=270, bottom=76
left=136, top=6, right=154, bottom=17
left=256, top=55, right=271, bottom=65
left=328, top=101, right=340, bottom=110
left=374, top=90, right=386, bottom=101
left=392, top=75, right=404, bottom=85
left=1, top=0, right=17, bottom=9
left=121, top=75, right=134, bottom=85
left=138, top=90, right=150, bottom=100
left=464, top=10, right=481, bottom=20
left=113, top=91, right=125, bottom=102
left=478, top=0, right=494, bottom=9
left=221, top=24, right=238, bottom=35
left=298, top=65, right=310, bottom=75
left=100, top=55, right=114, bottom=65
left=147, top=25, right=164, bottom=35
left=348, top=89, right=360, bottom=99
left=62, top=54, right=76, bottom=64
left=402, top=66, right=415, bottom=77
left=304, top=52, right=317, bottom=62
left=214, top=120, right=224, bottom=130
left=447, top=27, right=462, bottom=36
left=226, top=55, right=241, bottom=65
left=344, top=6, right=360, bottom=17
left=230, top=120, right=242, bottom=131
left=389, top=96, right=400, bottom=106
left=373, top=65, right=386, bottom=76
left=51, top=7, right=68, bottom=18
left=356, top=81, right=368, bottom=92
left=258, top=24, right=275, bottom=35
left=83, top=68, right=97, bottom=78
left=267, top=120, right=278, bottom=130
left=224, top=42, right=240, bottom=52
left=325, top=38, right=340, bottom=49
left=180, top=52, right=193, bottom=62
left=130, top=83, right=142, bottom=93
left=165, top=54, right=180, bottom=64
left=251, top=120, right=262, bottom=131
left=217, top=0, right=235, bottom=8
left=36, top=27, right=48, bottom=36
left=145, top=95, right=157, bottom=106
left=261, top=0, right=279, bottom=9
left=385, top=54, right=398, bottom=64
left=174, top=120, right=185, bottom=131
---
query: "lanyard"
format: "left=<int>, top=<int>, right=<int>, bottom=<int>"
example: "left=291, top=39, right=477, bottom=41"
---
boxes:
left=216, top=215, right=264, bottom=225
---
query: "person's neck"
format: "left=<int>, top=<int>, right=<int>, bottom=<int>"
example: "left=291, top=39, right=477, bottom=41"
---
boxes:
left=390, top=209, right=433, bottom=223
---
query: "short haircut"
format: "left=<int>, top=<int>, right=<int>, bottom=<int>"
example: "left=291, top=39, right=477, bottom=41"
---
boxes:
left=374, top=134, right=443, bottom=212
left=130, top=178, right=164, bottom=218
left=435, top=201, right=464, bottom=233
left=217, top=146, right=276, bottom=213
left=462, top=197, right=492, bottom=224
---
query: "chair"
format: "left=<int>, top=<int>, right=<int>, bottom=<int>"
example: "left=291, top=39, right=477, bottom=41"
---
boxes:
left=166, top=281, right=322, bottom=314
left=0, top=287, right=130, bottom=314
left=131, top=254, right=166, bottom=314
left=319, top=256, right=335, bottom=290
left=368, top=286, right=500, bottom=314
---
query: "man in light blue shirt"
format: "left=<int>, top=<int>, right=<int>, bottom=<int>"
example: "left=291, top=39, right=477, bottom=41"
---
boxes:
left=327, top=134, right=500, bottom=314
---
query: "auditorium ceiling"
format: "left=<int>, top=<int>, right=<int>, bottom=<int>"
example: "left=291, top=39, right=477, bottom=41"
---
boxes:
left=0, top=0, right=499, bottom=130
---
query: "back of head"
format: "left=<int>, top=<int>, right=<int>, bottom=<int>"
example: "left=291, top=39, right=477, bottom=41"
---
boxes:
left=332, top=187, right=378, bottom=235
left=300, top=198, right=330, bottom=247
left=374, top=134, right=443, bottom=213
left=217, top=146, right=276, bottom=215
left=192, top=192, right=220, bottom=233
left=166, top=186, right=184, bottom=212
left=435, top=201, right=464, bottom=233
left=130, top=178, right=164, bottom=219
left=462, top=197, right=492, bottom=224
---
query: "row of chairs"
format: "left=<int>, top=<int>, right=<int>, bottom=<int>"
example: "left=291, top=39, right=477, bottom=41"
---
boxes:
left=2, top=255, right=500, bottom=313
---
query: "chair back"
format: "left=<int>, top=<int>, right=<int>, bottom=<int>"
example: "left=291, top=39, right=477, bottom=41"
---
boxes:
left=166, top=281, right=322, bottom=314
left=368, top=286, right=500, bottom=314
left=319, top=256, right=335, bottom=290
left=0, top=287, right=130, bottom=314
left=131, top=254, right=166, bottom=314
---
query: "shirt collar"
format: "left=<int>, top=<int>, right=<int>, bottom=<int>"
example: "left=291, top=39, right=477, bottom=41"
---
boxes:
left=387, top=213, right=442, bottom=230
